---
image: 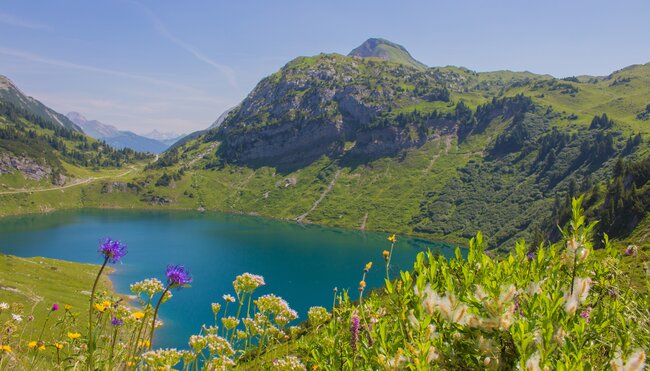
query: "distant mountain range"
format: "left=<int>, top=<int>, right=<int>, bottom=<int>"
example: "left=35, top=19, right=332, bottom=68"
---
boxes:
left=66, top=112, right=183, bottom=154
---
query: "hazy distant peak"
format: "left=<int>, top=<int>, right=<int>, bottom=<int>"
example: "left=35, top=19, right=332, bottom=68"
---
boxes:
left=348, top=38, right=427, bottom=70
left=143, top=129, right=184, bottom=141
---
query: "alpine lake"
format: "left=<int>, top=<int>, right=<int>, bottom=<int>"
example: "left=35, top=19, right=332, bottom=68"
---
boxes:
left=0, top=209, right=458, bottom=348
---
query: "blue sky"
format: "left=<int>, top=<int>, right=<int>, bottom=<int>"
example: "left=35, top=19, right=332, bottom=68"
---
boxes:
left=1, top=0, right=649, bottom=134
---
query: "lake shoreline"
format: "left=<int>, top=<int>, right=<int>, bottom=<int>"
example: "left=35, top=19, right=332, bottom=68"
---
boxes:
left=0, top=204, right=466, bottom=246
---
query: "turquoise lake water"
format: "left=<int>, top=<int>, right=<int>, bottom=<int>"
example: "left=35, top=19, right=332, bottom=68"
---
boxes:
left=0, top=209, right=458, bottom=348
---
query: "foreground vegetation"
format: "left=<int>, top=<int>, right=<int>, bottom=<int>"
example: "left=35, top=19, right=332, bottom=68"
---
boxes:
left=0, top=197, right=647, bottom=369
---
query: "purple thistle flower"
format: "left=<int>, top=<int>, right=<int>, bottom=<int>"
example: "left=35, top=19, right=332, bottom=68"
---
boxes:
left=98, top=237, right=127, bottom=264
left=350, top=315, right=360, bottom=352
left=51, top=303, right=59, bottom=312
left=111, top=316, right=123, bottom=327
left=166, top=264, right=192, bottom=287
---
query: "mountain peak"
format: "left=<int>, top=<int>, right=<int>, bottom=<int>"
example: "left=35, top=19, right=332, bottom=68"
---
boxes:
left=348, top=38, right=427, bottom=70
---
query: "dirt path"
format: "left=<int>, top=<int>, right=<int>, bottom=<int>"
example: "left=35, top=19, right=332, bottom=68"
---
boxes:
left=0, top=167, right=135, bottom=195
left=296, top=169, right=341, bottom=223
left=360, top=212, right=369, bottom=230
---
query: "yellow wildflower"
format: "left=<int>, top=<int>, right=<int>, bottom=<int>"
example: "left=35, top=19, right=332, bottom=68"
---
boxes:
left=359, top=280, right=366, bottom=291
left=54, top=343, right=64, bottom=350
left=1, top=344, right=11, bottom=352
left=383, top=250, right=390, bottom=259
left=64, top=304, right=73, bottom=310
left=95, top=303, right=107, bottom=312
left=132, top=311, right=145, bottom=320
left=365, top=262, right=373, bottom=272
left=28, top=341, right=38, bottom=349
left=138, top=339, right=150, bottom=347
left=101, top=300, right=112, bottom=308
left=388, top=234, right=397, bottom=243
left=67, top=332, right=81, bottom=340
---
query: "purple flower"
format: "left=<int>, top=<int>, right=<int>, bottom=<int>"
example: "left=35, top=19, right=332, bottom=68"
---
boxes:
left=166, top=264, right=192, bottom=287
left=580, top=307, right=592, bottom=323
left=624, top=245, right=637, bottom=257
left=350, top=315, right=360, bottom=352
left=526, top=252, right=535, bottom=260
left=99, top=237, right=127, bottom=264
left=111, top=316, right=123, bottom=327
left=51, top=304, right=59, bottom=312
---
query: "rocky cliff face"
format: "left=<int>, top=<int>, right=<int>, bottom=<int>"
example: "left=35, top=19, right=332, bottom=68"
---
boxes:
left=0, top=153, right=65, bottom=185
left=212, top=54, right=458, bottom=169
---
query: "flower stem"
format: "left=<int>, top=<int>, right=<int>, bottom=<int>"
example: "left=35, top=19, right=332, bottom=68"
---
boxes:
left=88, top=257, right=108, bottom=369
left=149, top=285, right=171, bottom=348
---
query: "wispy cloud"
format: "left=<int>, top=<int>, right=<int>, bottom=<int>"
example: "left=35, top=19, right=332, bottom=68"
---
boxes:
left=0, top=13, right=50, bottom=30
left=133, top=2, right=240, bottom=91
left=0, top=46, right=202, bottom=94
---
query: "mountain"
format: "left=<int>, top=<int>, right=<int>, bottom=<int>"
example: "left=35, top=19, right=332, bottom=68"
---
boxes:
left=348, top=38, right=427, bottom=70
left=66, top=112, right=168, bottom=154
left=166, top=106, right=235, bottom=151
left=0, top=75, right=81, bottom=132
left=142, top=130, right=185, bottom=147
left=143, top=46, right=649, bottom=250
left=0, top=80, right=149, bottom=187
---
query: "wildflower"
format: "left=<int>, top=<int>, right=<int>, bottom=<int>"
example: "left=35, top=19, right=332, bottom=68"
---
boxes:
left=525, top=352, right=541, bottom=371
left=564, top=296, right=578, bottom=315
left=359, top=280, right=366, bottom=291
left=51, top=303, right=59, bottom=311
left=67, top=332, right=81, bottom=340
left=580, top=307, right=592, bottom=323
left=53, top=342, right=64, bottom=350
left=611, top=350, right=646, bottom=371
left=142, top=348, right=183, bottom=369
left=166, top=264, right=193, bottom=287
left=427, top=347, right=440, bottom=363
left=221, top=316, right=240, bottom=330
left=189, top=335, right=207, bottom=352
left=1, top=345, right=12, bottom=353
left=308, top=306, right=331, bottom=326
left=132, top=311, right=145, bottom=320
left=211, top=303, right=221, bottom=315
left=28, top=341, right=38, bottom=349
left=223, top=294, right=236, bottom=303
left=138, top=339, right=151, bottom=348
left=271, top=355, right=306, bottom=370
left=388, top=234, right=397, bottom=243
left=130, top=278, right=165, bottom=297
left=553, top=327, right=567, bottom=345
left=364, top=261, right=373, bottom=272
left=11, top=313, right=22, bottom=322
left=205, top=335, right=234, bottom=357
left=111, top=316, right=124, bottom=326
left=94, top=303, right=108, bottom=312
left=624, top=245, right=638, bottom=257
left=233, top=273, right=265, bottom=294
left=407, top=309, right=420, bottom=329
left=64, top=304, right=72, bottom=310
left=383, top=250, right=390, bottom=261
left=0, top=302, right=8, bottom=310
left=350, top=315, right=360, bottom=352
left=255, top=294, right=298, bottom=325
left=526, top=252, right=535, bottom=260
left=99, top=237, right=127, bottom=264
